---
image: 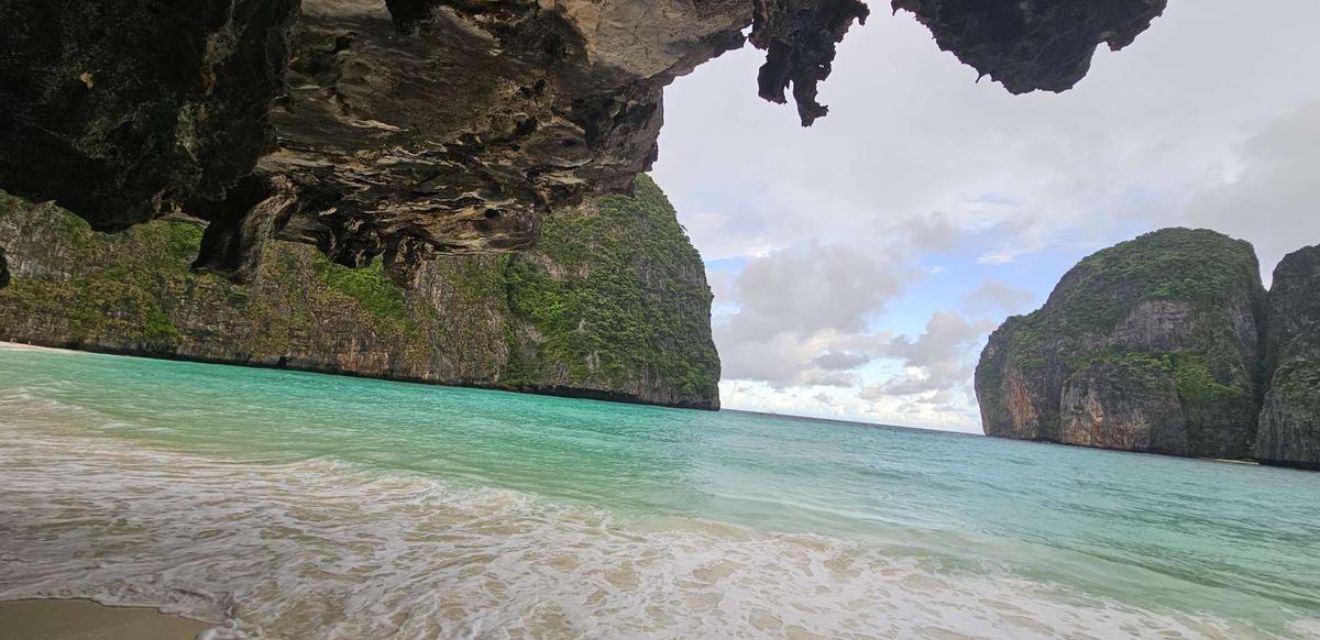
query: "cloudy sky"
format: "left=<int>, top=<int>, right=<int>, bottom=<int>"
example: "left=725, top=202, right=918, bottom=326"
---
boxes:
left=649, top=0, right=1320, bottom=433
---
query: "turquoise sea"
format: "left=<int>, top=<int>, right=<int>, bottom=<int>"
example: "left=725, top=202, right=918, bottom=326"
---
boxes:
left=1, top=344, right=1318, bottom=639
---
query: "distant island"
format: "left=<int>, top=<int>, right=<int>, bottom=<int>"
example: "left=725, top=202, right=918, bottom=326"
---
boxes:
left=977, top=228, right=1320, bottom=469
left=0, top=176, right=720, bottom=410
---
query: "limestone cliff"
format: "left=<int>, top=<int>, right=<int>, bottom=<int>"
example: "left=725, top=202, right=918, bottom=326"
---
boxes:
left=0, top=0, right=1166, bottom=282
left=1255, top=246, right=1320, bottom=469
left=0, top=176, right=720, bottom=409
left=976, top=229, right=1266, bottom=459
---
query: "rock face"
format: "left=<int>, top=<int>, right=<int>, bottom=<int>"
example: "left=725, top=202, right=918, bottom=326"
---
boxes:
left=0, top=176, right=720, bottom=409
left=1255, top=247, right=1320, bottom=469
left=0, top=0, right=1166, bottom=282
left=976, top=229, right=1266, bottom=459
left=0, top=244, right=8, bottom=288
left=894, top=0, right=1167, bottom=94
left=0, top=0, right=300, bottom=233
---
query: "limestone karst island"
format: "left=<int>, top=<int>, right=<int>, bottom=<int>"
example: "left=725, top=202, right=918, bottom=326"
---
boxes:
left=2, top=1, right=1319, bottom=639
left=977, top=229, right=1320, bottom=469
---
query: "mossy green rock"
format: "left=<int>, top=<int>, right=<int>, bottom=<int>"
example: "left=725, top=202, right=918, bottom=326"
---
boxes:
left=1255, top=246, right=1320, bottom=469
left=0, top=244, right=8, bottom=289
left=0, top=176, right=719, bottom=409
left=976, top=229, right=1265, bottom=458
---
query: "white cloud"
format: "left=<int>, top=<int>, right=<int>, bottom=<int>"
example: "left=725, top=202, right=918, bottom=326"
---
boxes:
left=722, top=242, right=908, bottom=341
left=813, top=351, right=874, bottom=371
left=651, top=0, right=1320, bottom=430
left=860, top=312, right=991, bottom=398
left=962, top=280, right=1035, bottom=315
left=896, top=211, right=961, bottom=253
left=711, top=218, right=979, bottom=391
left=1184, top=102, right=1320, bottom=275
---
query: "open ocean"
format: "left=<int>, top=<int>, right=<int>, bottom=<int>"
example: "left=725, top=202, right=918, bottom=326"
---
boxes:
left=1, top=344, right=1318, bottom=639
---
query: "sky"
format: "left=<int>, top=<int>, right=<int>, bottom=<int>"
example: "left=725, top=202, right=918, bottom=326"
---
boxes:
left=649, top=0, right=1320, bottom=433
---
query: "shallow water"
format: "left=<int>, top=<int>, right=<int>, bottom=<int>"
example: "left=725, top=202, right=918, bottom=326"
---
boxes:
left=1, top=345, right=1318, bottom=639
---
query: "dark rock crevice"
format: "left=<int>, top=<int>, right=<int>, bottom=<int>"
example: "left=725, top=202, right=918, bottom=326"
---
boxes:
left=191, top=175, right=299, bottom=283
left=1255, top=246, right=1320, bottom=469
left=0, top=0, right=300, bottom=231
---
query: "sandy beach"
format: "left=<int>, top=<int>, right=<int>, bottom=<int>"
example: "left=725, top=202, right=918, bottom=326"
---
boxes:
left=0, top=600, right=207, bottom=640
left=0, top=341, right=78, bottom=354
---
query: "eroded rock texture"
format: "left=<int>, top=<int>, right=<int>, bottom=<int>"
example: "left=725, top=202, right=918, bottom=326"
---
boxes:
left=252, top=0, right=758, bottom=284
left=892, top=0, right=1167, bottom=93
left=1255, top=246, right=1320, bottom=469
left=976, top=229, right=1266, bottom=459
left=0, top=0, right=1166, bottom=281
left=0, top=0, right=300, bottom=231
left=750, top=0, right=870, bottom=125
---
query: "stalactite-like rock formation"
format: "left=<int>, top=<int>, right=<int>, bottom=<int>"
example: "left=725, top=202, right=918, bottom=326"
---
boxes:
left=0, top=0, right=1167, bottom=282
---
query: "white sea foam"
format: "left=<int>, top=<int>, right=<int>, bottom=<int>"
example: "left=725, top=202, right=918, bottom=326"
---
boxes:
left=0, top=396, right=1295, bottom=640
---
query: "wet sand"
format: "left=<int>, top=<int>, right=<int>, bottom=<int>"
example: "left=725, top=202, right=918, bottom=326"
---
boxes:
left=0, top=599, right=209, bottom=640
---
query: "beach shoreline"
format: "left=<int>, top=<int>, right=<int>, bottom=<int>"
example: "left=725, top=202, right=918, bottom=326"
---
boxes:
left=0, top=340, right=83, bottom=354
left=0, top=599, right=209, bottom=640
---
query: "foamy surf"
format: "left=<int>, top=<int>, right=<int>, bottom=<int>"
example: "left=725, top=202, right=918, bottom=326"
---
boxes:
left=1, top=348, right=1317, bottom=639
left=0, top=421, right=1293, bottom=640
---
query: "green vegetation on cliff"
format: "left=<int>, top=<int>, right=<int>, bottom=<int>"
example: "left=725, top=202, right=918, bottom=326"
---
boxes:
left=1061, top=349, right=1249, bottom=404
left=314, top=258, right=409, bottom=323
left=0, top=176, right=720, bottom=409
left=976, top=228, right=1265, bottom=458
left=1255, top=246, right=1320, bottom=467
left=503, top=176, right=719, bottom=400
left=1256, top=358, right=1320, bottom=468
left=0, top=194, right=192, bottom=349
left=1047, top=229, right=1261, bottom=334
left=1270, top=360, right=1320, bottom=411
